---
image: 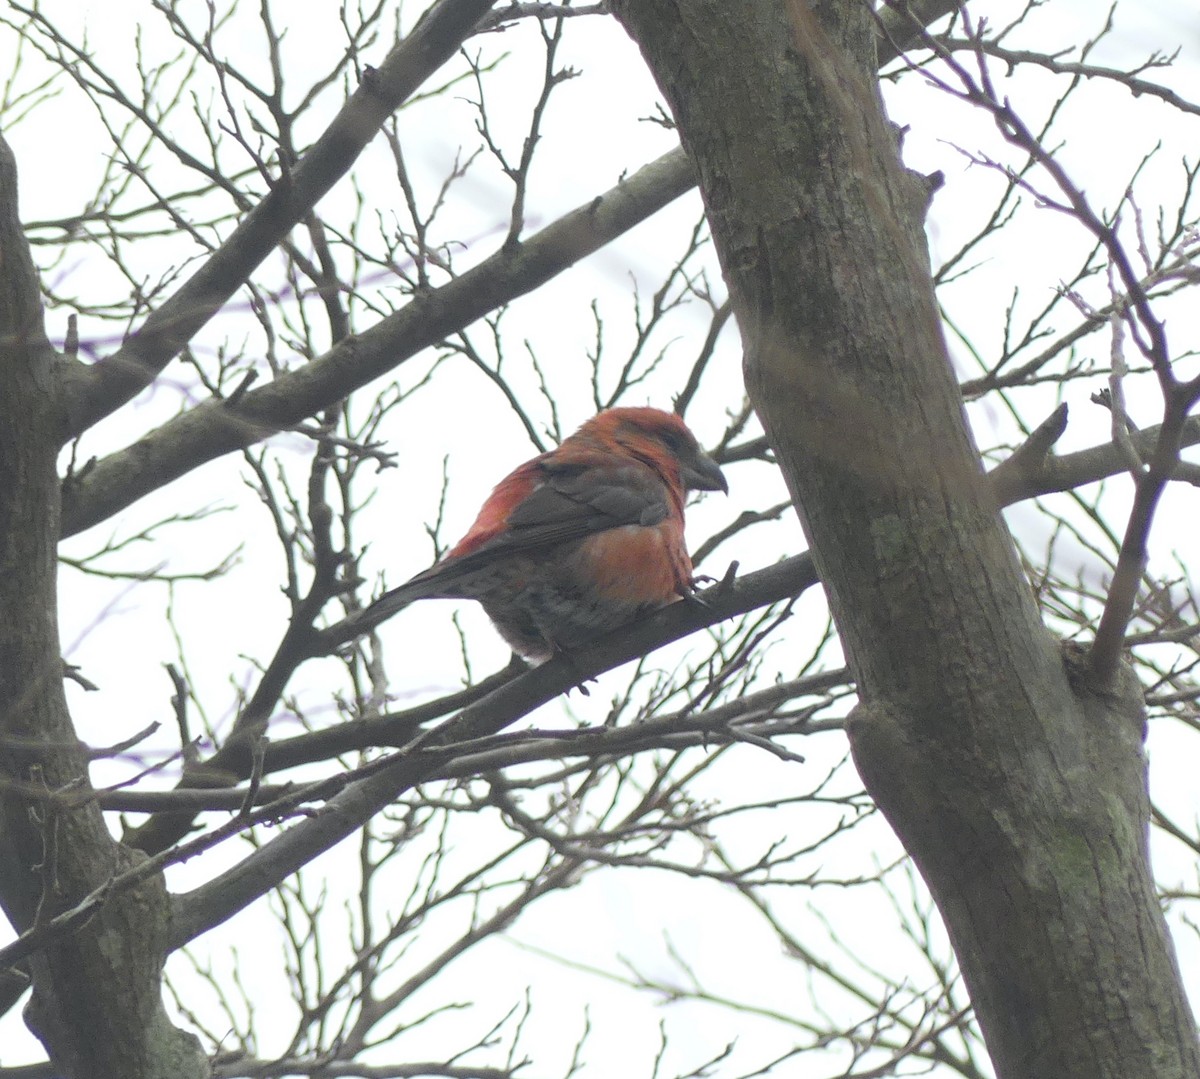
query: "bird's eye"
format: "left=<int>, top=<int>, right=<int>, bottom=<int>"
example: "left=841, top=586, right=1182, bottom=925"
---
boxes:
left=659, top=427, right=687, bottom=451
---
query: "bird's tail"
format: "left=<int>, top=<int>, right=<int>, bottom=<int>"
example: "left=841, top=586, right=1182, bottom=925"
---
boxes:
left=311, top=571, right=448, bottom=655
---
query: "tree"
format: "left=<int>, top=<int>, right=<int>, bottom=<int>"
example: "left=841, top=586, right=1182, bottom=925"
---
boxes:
left=0, top=1, right=1197, bottom=1077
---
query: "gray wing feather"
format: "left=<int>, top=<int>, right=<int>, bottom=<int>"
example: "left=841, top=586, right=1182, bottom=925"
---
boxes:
left=501, top=460, right=669, bottom=543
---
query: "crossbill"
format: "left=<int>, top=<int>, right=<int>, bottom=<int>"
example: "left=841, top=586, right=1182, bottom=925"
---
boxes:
left=352, top=406, right=727, bottom=662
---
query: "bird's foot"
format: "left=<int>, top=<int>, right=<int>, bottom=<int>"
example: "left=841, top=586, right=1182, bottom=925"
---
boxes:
left=548, top=644, right=593, bottom=696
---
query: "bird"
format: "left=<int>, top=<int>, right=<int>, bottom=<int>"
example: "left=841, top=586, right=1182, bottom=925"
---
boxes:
left=336, top=407, right=727, bottom=662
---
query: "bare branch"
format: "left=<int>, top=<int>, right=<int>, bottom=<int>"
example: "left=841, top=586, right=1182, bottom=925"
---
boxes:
left=58, top=0, right=502, bottom=438
left=60, top=147, right=697, bottom=537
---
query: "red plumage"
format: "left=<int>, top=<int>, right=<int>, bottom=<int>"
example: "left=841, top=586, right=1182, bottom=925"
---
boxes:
left=363, top=407, right=727, bottom=662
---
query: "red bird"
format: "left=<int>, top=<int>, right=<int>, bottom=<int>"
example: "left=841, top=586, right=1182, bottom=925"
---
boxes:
left=352, top=407, right=727, bottom=662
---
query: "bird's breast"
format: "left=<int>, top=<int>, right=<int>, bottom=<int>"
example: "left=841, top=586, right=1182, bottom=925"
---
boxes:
left=565, top=522, right=690, bottom=606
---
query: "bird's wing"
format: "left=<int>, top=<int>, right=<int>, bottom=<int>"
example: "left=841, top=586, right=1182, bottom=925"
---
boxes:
left=454, top=452, right=671, bottom=558
left=500, top=455, right=671, bottom=542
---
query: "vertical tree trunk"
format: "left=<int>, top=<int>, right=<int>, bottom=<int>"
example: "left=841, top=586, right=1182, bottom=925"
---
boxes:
left=612, top=2, right=1199, bottom=1075
left=0, top=137, right=206, bottom=1079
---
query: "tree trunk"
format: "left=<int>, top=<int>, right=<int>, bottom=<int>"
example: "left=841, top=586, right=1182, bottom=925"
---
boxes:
left=0, top=137, right=206, bottom=1078
left=612, top=2, right=1199, bottom=1076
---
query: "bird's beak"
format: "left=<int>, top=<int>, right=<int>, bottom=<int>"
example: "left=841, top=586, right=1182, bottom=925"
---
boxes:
left=682, top=450, right=729, bottom=494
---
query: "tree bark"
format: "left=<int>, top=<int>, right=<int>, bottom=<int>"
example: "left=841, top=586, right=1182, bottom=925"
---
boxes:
left=0, top=137, right=206, bottom=1078
left=612, top=1, right=1199, bottom=1076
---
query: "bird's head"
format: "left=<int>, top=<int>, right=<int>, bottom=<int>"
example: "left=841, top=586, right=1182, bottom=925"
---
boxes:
left=581, top=407, right=729, bottom=495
